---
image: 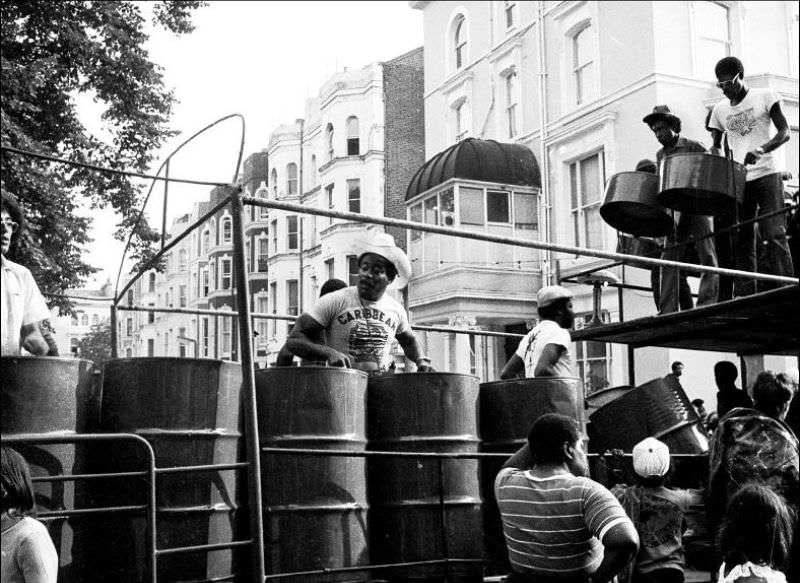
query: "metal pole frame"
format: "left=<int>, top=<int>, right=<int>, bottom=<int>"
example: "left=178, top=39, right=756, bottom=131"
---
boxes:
left=227, top=185, right=267, bottom=583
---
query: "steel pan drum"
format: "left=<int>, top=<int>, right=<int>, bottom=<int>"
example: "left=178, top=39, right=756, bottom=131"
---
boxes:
left=586, top=385, right=634, bottom=413
left=89, top=357, right=244, bottom=583
left=600, top=171, right=673, bottom=237
left=658, top=153, right=746, bottom=215
left=478, top=377, right=584, bottom=572
left=256, top=366, right=369, bottom=582
left=1, top=356, right=100, bottom=583
left=368, top=373, right=482, bottom=582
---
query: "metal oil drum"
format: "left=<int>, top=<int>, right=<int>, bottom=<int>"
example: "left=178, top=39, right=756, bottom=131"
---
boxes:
left=256, top=366, right=369, bottom=582
left=478, top=377, right=584, bottom=572
left=367, top=372, right=482, bottom=583
left=1, top=356, right=100, bottom=583
left=89, top=357, right=243, bottom=583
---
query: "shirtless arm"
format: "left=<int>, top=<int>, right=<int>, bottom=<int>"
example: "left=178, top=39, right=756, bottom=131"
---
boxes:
left=533, top=343, right=566, bottom=376
left=287, top=313, right=350, bottom=367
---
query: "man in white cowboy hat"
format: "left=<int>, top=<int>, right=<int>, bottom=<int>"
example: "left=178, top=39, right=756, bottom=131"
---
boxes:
left=643, top=105, right=719, bottom=314
left=287, top=232, right=433, bottom=373
left=499, top=285, right=575, bottom=379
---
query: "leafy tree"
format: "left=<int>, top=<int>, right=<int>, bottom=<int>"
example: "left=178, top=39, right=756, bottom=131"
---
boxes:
left=1, top=0, right=205, bottom=313
left=76, top=322, right=112, bottom=365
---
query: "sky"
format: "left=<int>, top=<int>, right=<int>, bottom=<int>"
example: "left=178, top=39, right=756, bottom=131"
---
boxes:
left=85, top=1, right=424, bottom=287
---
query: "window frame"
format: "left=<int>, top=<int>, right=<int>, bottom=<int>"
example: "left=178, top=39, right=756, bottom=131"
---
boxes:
left=286, top=162, right=298, bottom=196
left=569, top=150, right=606, bottom=251
left=346, top=116, right=360, bottom=155
left=287, top=216, right=298, bottom=251
left=454, top=16, right=467, bottom=69
left=347, top=179, right=361, bottom=213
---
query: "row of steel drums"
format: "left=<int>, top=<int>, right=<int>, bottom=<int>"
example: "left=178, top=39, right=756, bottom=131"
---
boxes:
left=1, top=356, right=707, bottom=582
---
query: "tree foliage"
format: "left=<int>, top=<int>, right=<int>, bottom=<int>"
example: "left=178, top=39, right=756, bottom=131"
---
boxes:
left=76, top=322, right=112, bottom=365
left=1, top=0, right=205, bottom=312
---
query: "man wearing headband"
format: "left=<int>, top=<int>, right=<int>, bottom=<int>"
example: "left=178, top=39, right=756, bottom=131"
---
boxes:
left=287, top=232, right=433, bottom=373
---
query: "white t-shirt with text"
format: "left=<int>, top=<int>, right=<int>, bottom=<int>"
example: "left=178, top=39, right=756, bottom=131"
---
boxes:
left=710, top=87, right=782, bottom=181
left=514, top=319, right=572, bottom=378
left=308, top=287, right=410, bottom=372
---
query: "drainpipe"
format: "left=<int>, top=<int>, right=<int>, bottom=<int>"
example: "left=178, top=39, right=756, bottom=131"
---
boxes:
left=297, top=118, right=305, bottom=312
left=537, top=0, right=552, bottom=285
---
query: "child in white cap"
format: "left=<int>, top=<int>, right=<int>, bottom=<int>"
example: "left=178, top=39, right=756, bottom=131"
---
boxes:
left=611, top=437, right=701, bottom=583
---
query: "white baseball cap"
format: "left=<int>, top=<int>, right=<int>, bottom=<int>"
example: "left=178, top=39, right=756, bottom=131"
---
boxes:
left=632, top=437, right=670, bottom=478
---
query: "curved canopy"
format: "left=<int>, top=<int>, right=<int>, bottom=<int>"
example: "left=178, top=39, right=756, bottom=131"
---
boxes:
left=406, top=138, right=540, bottom=201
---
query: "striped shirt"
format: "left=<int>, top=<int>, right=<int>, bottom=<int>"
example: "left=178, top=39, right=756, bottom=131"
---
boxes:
left=495, top=468, right=632, bottom=577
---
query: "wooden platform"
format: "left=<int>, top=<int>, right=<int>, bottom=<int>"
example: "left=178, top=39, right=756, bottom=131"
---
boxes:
left=572, top=285, right=800, bottom=355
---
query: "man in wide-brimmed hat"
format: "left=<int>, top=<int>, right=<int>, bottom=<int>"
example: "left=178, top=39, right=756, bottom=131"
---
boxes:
left=643, top=105, right=719, bottom=314
left=287, top=231, right=433, bottom=373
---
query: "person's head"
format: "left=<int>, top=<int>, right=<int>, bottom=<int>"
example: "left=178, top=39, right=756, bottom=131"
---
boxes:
left=714, top=361, right=739, bottom=389
left=752, top=370, right=795, bottom=420
left=691, top=398, right=706, bottom=415
left=635, top=159, right=657, bottom=174
left=320, top=278, right=347, bottom=297
left=528, top=413, right=587, bottom=477
left=671, top=361, right=684, bottom=377
left=1, top=189, right=25, bottom=257
left=632, top=437, right=671, bottom=487
left=1, top=447, right=36, bottom=517
left=355, top=232, right=412, bottom=301
left=714, top=56, right=745, bottom=101
left=643, top=105, right=682, bottom=148
left=718, top=483, right=793, bottom=569
left=536, top=285, right=575, bottom=329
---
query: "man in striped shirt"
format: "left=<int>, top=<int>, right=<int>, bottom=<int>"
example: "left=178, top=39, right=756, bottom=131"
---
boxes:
left=495, top=413, right=638, bottom=583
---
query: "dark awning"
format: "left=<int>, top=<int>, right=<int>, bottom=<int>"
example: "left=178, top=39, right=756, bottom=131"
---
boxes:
left=406, top=138, right=541, bottom=201
left=571, top=285, right=800, bottom=356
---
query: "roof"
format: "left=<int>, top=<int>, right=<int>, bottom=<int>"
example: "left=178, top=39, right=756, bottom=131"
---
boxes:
left=571, top=285, right=800, bottom=356
left=406, top=138, right=540, bottom=201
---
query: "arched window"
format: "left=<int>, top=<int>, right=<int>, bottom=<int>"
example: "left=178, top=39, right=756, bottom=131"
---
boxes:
left=271, top=168, right=278, bottom=198
left=453, top=16, right=467, bottom=69
left=148, top=272, right=156, bottom=292
left=310, top=155, right=317, bottom=188
left=326, top=123, right=335, bottom=161
left=80, top=314, right=89, bottom=326
left=572, top=24, right=595, bottom=105
left=71, top=313, right=79, bottom=326
left=91, top=314, right=99, bottom=326
left=346, top=116, right=360, bottom=155
left=202, top=230, right=210, bottom=255
left=222, top=218, right=232, bottom=243
left=179, top=249, right=188, bottom=270
left=286, top=163, right=298, bottom=195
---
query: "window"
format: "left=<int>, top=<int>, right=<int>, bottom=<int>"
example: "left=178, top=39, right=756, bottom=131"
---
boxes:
left=202, top=269, right=210, bottom=297
left=460, top=187, right=485, bottom=225
left=572, top=24, right=595, bottom=105
left=347, top=255, right=359, bottom=286
left=201, top=318, right=209, bottom=357
left=286, top=163, right=298, bottom=195
left=257, top=188, right=269, bottom=219
left=271, top=219, right=278, bottom=254
left=454, top=100, right=468, bottom=142
left=504, top=0, right=516, bottom=29
left=126, top=318, right=133, bottom=336
left=179, top=249, right=188, bottom=270
left=221, top=259, right=232, bottom=290
left=258, top=238, right=269, bottom=272
left=487, top=191, right=510, bottom=223
left=310, top=155, right=317, bottom=188
left=271, top=168, right=278, bottom=198
left=221, top=317, right=231, bottom=353
left=126, top=290, right=134, bottom=306
left=81, top=314, right=89, bottom=326
left=325, top=184, right=335, bottom=226
left=178, top=327, right=187, bottom=358
left=245, top=241, right=251, bottom=272
left=325, top=258, right=335, bottom=280
left=148, top=303, right=155, bottom=324
left=287, top=216, right=298, bottom=250
left=256, top=294, right=269, bottom=339
left=505, top=70, right=518, bottom=138
left=125, top=348, right=133, bottom=358
left=209, top=263, right=215, bottom=292
left=92, top=314, right=99, bottom=326
left=221, top=218, right=232, bottom=243
left=514, top=193, right=538, bottom=230
left=440, top=188, right=455, bottom=227
left=454, top=16, right=467, bottom=69
left=570, top=151, right=605, bottom=250
left=179, top=285, right=187, bottom=307
left=693, top=1, right=730, bottom=79
left=347, top=179, right=361, bottom=213
left=165, top=289, right=171, bottom=307
left=269, top=282, right=278, bottom=337
left=71, top=313, right=78, bottom=326
left=147, top=338, right=155, bottom=357
left=409, top=203, right=423, bottom=241
left=575, top=314, right=610, bottom=394
left=326, top=123, right=334, bottom=161
left=148, top=272, right=156, bottom=292
left=346, top=116, right=360, bottom=155
left=286, top=280, right=299, bottom=334
left=202, top=230, right=210, bottom=255
left=424, top=196, right=438, bottom=225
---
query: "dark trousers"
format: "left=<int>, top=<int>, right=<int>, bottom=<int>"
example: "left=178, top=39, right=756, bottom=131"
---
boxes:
left=659, top=214, right=719, bottom=314
left=734, top=172, right=794, bottom=296
left=507, top=572, right=590, bottom=583
left=714, top=212, right=736, bottom=302
left=632, top=568, right=685, bottom=583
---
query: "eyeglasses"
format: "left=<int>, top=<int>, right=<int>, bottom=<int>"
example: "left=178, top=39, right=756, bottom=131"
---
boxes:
left=1, top=219, right=19, bottom=233
left=715, top=73, right=740, bottom=90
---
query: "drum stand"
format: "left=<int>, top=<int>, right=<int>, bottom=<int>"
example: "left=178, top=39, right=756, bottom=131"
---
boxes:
left=577, top=270, right=620, bottom=327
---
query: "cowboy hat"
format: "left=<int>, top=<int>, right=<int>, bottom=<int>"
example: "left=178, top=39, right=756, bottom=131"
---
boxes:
left=355, top=232, right=412, bottom=289
left=642, top=105, right=681, bottom=127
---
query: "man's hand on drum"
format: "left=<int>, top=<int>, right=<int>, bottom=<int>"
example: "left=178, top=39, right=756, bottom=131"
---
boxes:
left=744, top=148, right=764, bottom=165
left=325, top=347, right=352, bottom=368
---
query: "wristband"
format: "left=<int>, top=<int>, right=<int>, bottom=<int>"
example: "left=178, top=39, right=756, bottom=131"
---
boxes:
left=755, top=146, right=765, bottom=156
left=416, top=356, right=431, bottom=366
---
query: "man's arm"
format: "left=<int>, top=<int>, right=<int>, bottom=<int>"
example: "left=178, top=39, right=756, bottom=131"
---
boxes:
left=590, top=521, right=639, bottom=583
left=710, top=128, right=723, bottom=155
left=744, top=101, right=790, bottom=164
left=499, top=354, right=524, bottom=379
left=395, top=329, right=434, bottom=372
left=287, top=313, right=351, bottom=367
left=38, top=319, right=58, bottom=356
left=274, top=343, right=296, bottom=366
left=533, top=343, right=566, bottom=376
